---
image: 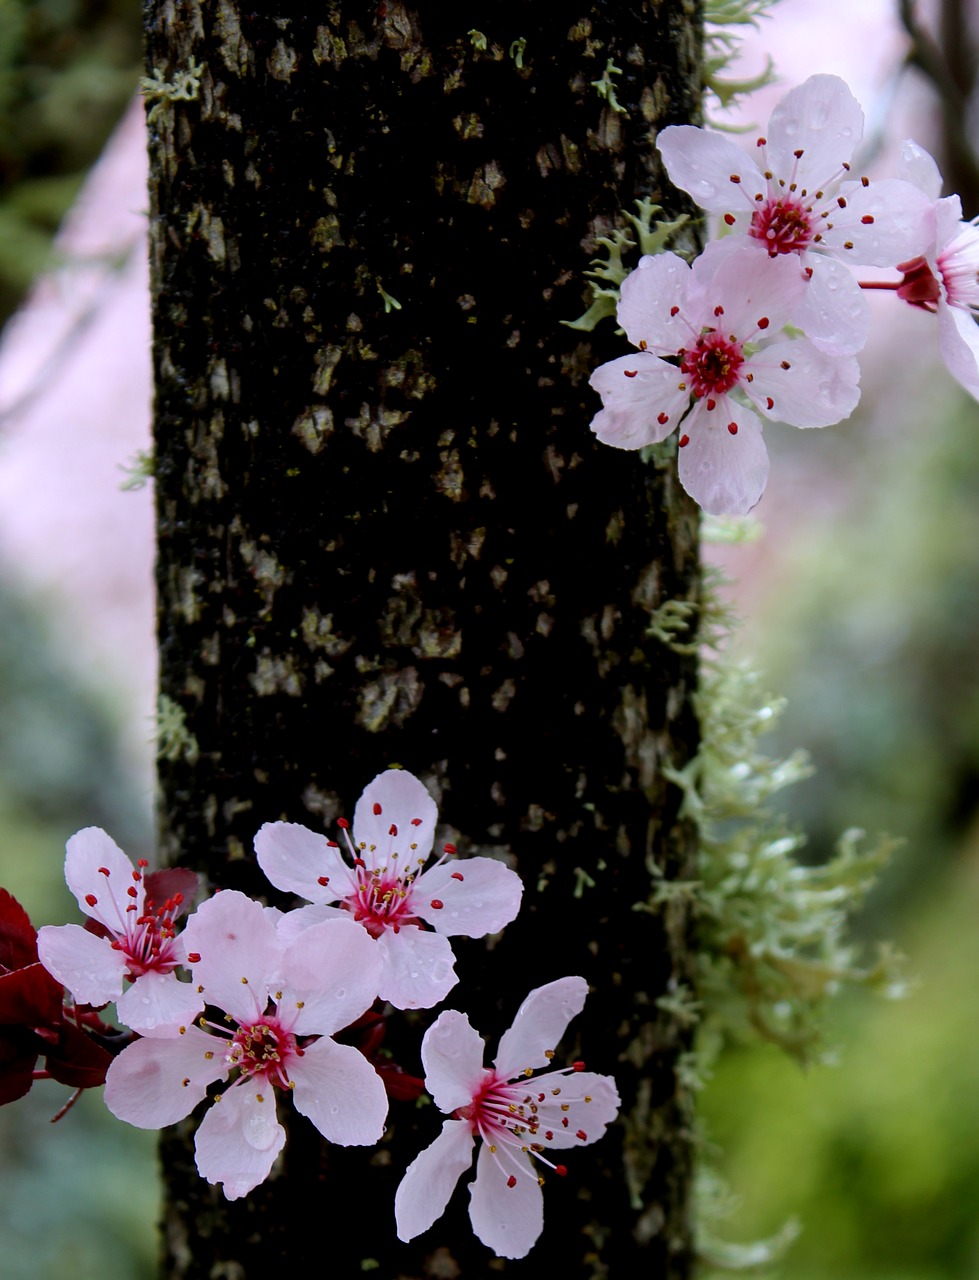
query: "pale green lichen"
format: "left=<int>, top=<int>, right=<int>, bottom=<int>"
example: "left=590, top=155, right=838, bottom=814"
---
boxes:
left=119, top=449, right=155, bottom=491
left=156, top=694, right=199, bottom=765
left=141, top=60, right=205, bottom=125
left=508, top=36, right=527, bottom=69
left=591, top=57, right=627, bottom=116
left=703, top=0, right=780, bottom=127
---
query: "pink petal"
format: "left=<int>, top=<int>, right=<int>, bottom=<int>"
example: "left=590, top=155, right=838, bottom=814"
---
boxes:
left=938, top=302, right=979, bottom=399
left=616, top=251, right=694, bottom=353
left=900, top=139, right=944, bottom=201
left=194, top=1076, right=286, bottom=1201
left=494, top=977, right=587, bottom=1079
left=820, top=179, right=932, bottom=267
left=744, top=340, right=860, bottom=428
left=115, top=969, right=204, bottom=1036
left=676, top=403, right=769, bottom=516
left=421, top=1009, right=488, bottom=1113
left=589, top=354, right=688, bottom=451
left=796, top=255, right=869, bottom=355
left=656, top=124, right=766, bottom=214
left=290, top=1036, right=388, bottom=1145
left=468, top=1140, right=543, bottom=1260
left=691, top=243, right=805, bottom=338
left=36, top=922, right=125, bottom=1006
left=395, top=1118, right=475, bottom=1241
left=64, top=826, right=144, bottom=934
left=353, top=769, right=437, bottom=869
left=279, top=918, right=382, bottom=1036
left=415, top=857, right=522, bottom=937
left=254, top=821, right=350, bottom=903
left=530, top=1071, right=620, bottom=1149
left=375, top=924, right=457, bottom=1010
left=766, top=75, right=863, bottom=191
left=274, top=900, right=349, bottom=947
left=104, top=1025, right=225, bottom=1128
left=180, top=891, right=280, bottom=1025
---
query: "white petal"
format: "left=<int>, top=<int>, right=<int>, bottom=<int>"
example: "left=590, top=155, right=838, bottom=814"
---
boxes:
left=821, top=179, right=932, bottom=267
left=415, top=857, right=522, bottom=937
left=274, top=901, right=349, bottom=947
left=375, top=925, right=457, bottom=1010
left=900, top=139, right=944, bottom=201
left=279, top=918, right=382, bottom=1036
left=116, top=970, right=204, bottom=1035
left=766, top=74, right=863, bottom=190
left=421, top=1009, right=488, bottom=1113
left=494, top=977, right=587, bottom=1079
left=254, top=821, right=350, bottom=903
left=532, top=1071, right=621, bottom=1149
left=795, top=255, right=869, bottom=354
left=692, top=243, right=805, bottom=337
left=395, top=1119, right=475, bottom=1241
left=468, top=1141, right=543, bottom=1260
left=64, top=827, right=144, bottom=933
left=589, top=354, right=688, bottom=451
left=194, top=1076, right=286, bottom=1201
left=291, top=1036, right=388, bottom=1145
left=180, top=890, right=280, bottom=1025
left=745, top=340, right=860, bottom=427
left=104, top=1026, right=225, bottom=1128
left=938, top=302, right=979, bottom=399
left=677, top=403, right=769, bottom=516
left=353, top=769, right=437, bottom=870
left=657, top=124, right=767, bottom=212
left=36, top=923, right=125, bottom=1006
left=616, top=251, right=695, bottom=353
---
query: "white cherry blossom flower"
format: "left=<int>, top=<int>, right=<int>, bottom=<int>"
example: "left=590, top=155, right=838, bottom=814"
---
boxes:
left=395, top=977, right=620, bottom=1260
left=657, top=74, right=931, bottom=354
left=104, top=890, right=387, bottom=1201
left=37, top=827, right=202, bottom=1035
left=255, top=769, right=523, bottom=1010
left=589, top=242, right=860, bottom=514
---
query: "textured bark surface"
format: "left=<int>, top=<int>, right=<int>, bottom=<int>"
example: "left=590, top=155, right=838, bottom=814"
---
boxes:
left=147, top=4, right=702, bottom=1276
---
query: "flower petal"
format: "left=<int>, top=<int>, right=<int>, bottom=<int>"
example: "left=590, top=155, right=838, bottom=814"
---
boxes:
left=657, top=124, right=766, bottom=214
left=375, top=924, right=458, bottom=1010
left=796, top=255, right=869, bottom=354
left=291, top=1036, right=388, bottom=1145
left=395, top=1118, right=475, bottom=1241
left=676, top=403, right=769, bottom=516
left=691, top=242, right=805, bottom=338
left=616, top=251, right=695, bottom=353
left=64, top=827, right=144, bottom=934
left=766, top=74, right=863, bottom=191
left=274, top=901, right=349, bottom=947
left=820, top=179, right=932, bottom=267
left=194, top=1075, right=286, bottom=1201
left=589, top=354, right=688, bottom=451
left=531, top=1070, right=621, bottom=1149
left=181, top=891, right=280, bottom=1025
left=421, top=1009, right=489, bottom=1113
left=900, top=138, right=944, bottom=201
left=938, top=302, right=979, bottom=399
left=254, top=821, right=350, bottom=903
left=353, top=769, right=437, bottom=870
left=416, top=857, right=522, bottom=937
left=494, top=977, right=587, bottom=1079
left=115, top=969, right=205, bottom=1036
left=104, top=1025, right=225, bottom=1128
left=468, top=1140, right=543, bottom=1260
left=279, top=918, right=382, bottom=1036
left=745, top=340, right=860, bottom=427
left=36, top=922, right=125, bottom=1007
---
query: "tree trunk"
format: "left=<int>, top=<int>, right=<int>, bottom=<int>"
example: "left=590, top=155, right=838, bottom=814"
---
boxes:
left=146, top=4, right=702, bottom=1276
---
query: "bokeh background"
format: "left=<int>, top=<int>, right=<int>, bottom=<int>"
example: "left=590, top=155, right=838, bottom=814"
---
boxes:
left=0, top=2, right=977, bottom=1277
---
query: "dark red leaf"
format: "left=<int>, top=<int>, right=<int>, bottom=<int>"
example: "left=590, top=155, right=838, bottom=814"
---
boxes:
left=0, top=962, right=63, bottom=1027
left=0, top=888, right=39, bottom=970
left=0, top=1031, right=39, bottom=1105
left=375, top=1063, right=426, bottom=1102
left=144, top=868, right=199, bottom=917
left=45, top=1020, right=112, bottom=1089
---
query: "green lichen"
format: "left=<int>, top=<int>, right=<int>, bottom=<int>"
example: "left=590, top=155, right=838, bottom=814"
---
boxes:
left=119, top=449, right=155, bottom=491
left=703, top=0, right=780, bottom=127
left=590, top=58, right=627, bottom=116
left=156, top=694, right=199, bottom=765
left=141, top=60, right=204, bottom=125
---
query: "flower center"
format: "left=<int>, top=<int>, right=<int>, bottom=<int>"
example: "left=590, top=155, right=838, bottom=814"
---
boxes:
left=679, top=331, right=745, bottom=399
left=750, top=195, right=814, bottom=255
left=937, top=223, right=979, bottom=311
left=227, top=1017, right=297, bottom=1089
left=344, top=871, right=420, bottom=939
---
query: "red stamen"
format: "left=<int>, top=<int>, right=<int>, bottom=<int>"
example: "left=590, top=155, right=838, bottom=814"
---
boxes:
left=430, top=899, right=444, bottom=910
left=337, top=818, right=350, bottom=829
left=444, top=843, right=457, bottom=855
left=623, top=369, right=638, bottom=378
left=85, top=894, right=98, bottom=907
left=507, top=1175, right=517, bottom=1188
left=572, top=1061, right=586, bottom=1072
left=723, top=213, right=736, bottom=226
left=373, top=802, right=382, bottom=815
left=727, top=422, right=738, bottom=435
left=318, top=876, right=330, bottom=886
left=451, top=872, right=464, bottom=881
left=757, top=317, right=769, bottom=329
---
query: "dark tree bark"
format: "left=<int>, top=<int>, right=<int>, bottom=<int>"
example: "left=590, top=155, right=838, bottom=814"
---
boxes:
left=146, top=4, right=701, bottom=1276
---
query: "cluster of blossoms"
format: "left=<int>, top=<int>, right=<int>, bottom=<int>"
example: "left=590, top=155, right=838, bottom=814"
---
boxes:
left=589, top=74, right=979, bottom=514
left=1, top=768, right=618, bottom=1258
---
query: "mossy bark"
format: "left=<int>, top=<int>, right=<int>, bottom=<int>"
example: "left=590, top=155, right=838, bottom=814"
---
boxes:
left=147, top=4, right=702, bottom=1276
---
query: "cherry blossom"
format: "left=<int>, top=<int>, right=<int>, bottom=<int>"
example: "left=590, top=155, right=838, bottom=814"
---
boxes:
left=657, top=74, right=931, bottom=354
left=395, top=976, right=620, bottom=1260
left=255, top=769, right=523, bottom=1010
left=36, top=828, right=202, bottom=1036
left=589, top=242, right=860, bottom=514
left=104, top=890, right=388, bottom=1201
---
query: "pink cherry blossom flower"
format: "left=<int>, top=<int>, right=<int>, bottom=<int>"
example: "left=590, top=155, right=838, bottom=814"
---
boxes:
left=37, top=827, right=202, bottom=1035
left=395, top=977, right=620, bottom=1260
left=254, top=769, right=523, bottom=1010
left=104, top=890, right=388, bottom=1201
left=657, top=74, right=931, bottom=354
left=589, top=242, right=860, bottom=514
left=871, top=140, right=979, bottom=400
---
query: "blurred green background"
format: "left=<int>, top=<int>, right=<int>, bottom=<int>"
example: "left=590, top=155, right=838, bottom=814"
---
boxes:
left=2, top=2, right=979, bottom=1279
